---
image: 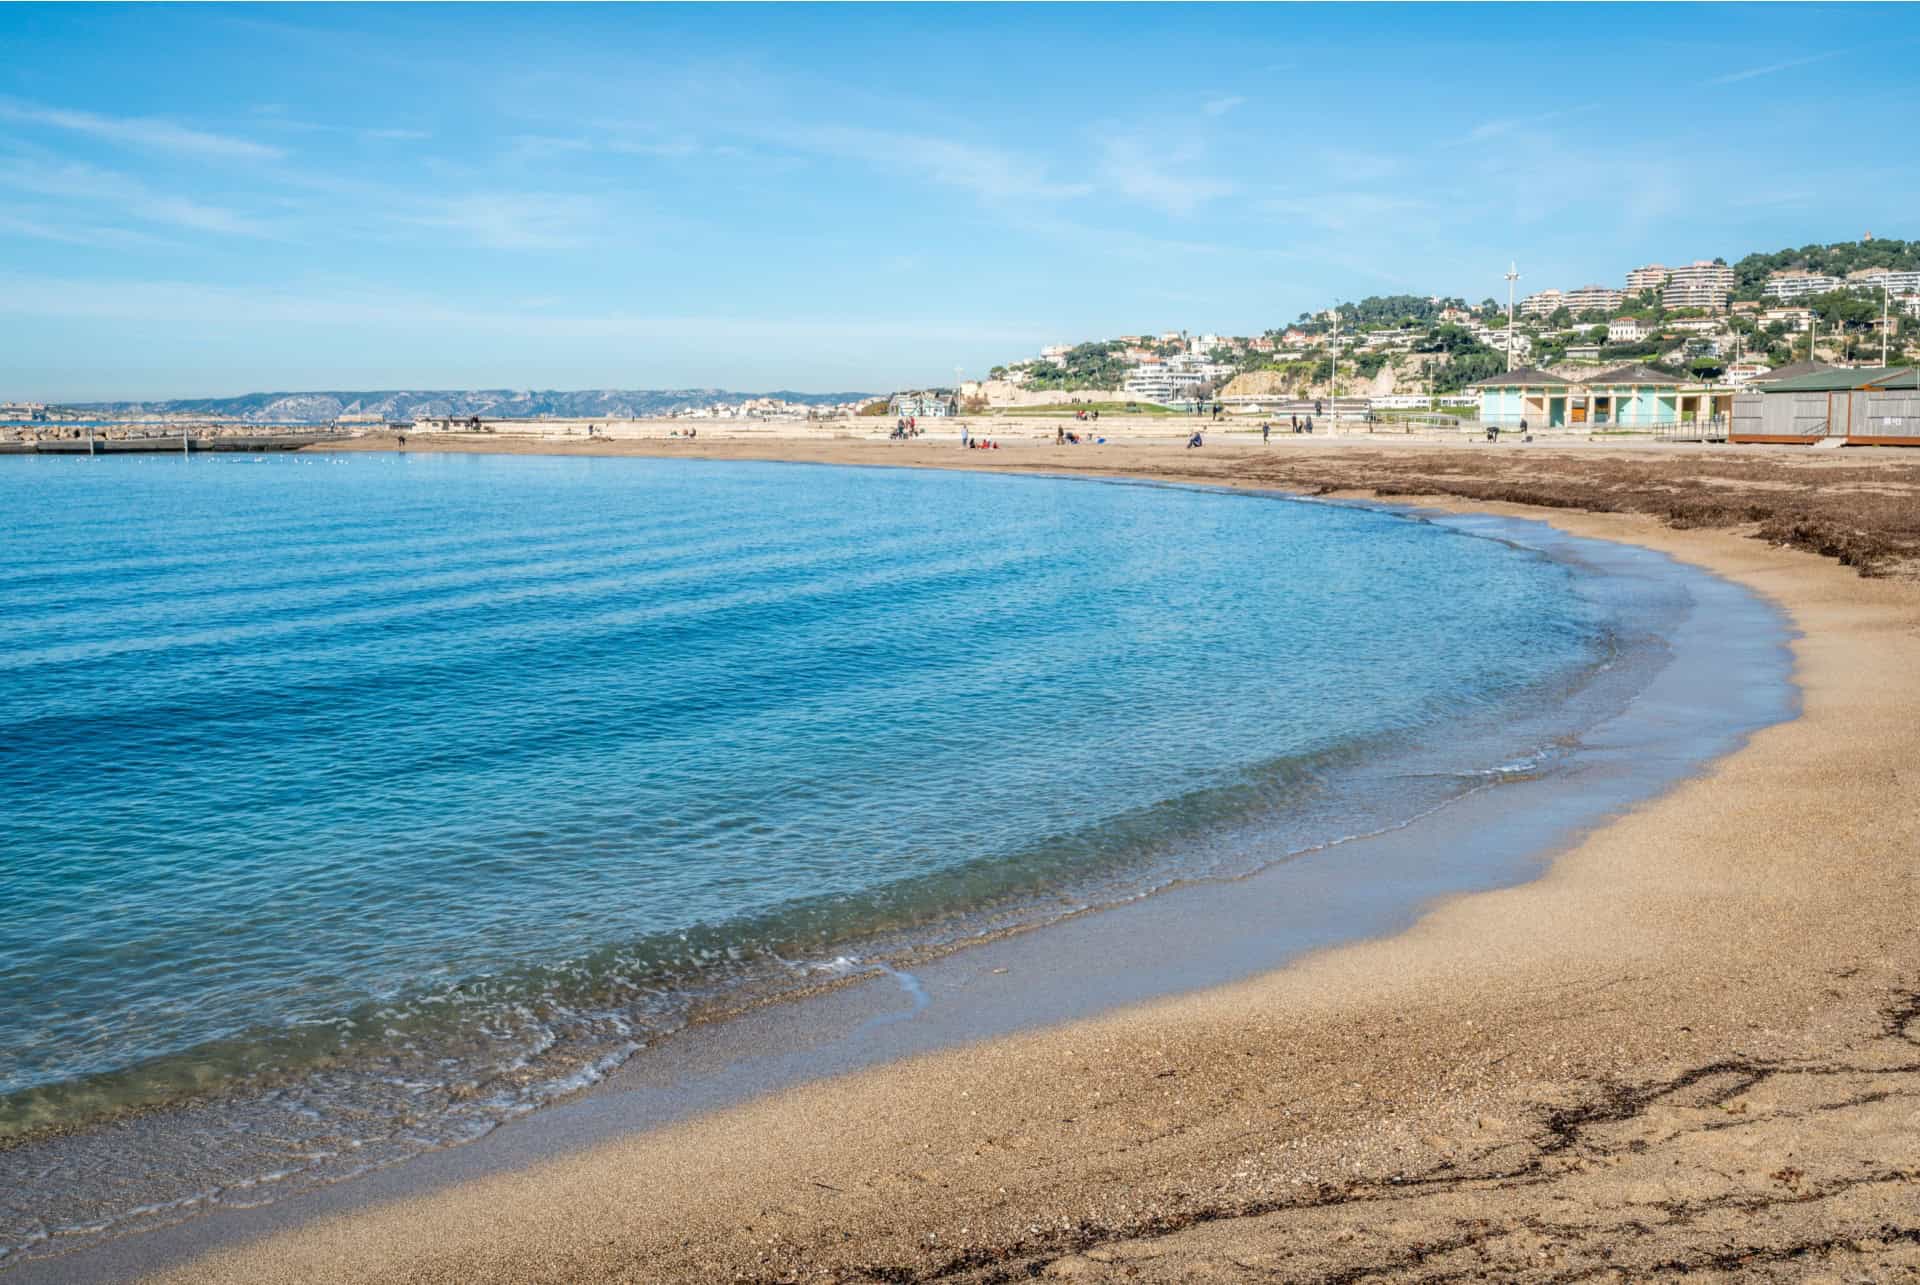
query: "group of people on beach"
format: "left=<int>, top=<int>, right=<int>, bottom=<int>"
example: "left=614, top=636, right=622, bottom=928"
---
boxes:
left=1055, top=426, right=1101, bottom=446
left=958, top=426, right=999, bottom=450
left=1255, top=414, right=1315, bottom=442
left=891, top=416, right=922, bottom=440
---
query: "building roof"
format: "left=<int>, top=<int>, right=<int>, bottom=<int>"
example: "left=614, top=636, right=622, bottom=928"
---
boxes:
left=1589, top=364, right=1683, bottom=385
left=1467, top=366, right=1570, bottom=388
left=1746, top=359, right=1834, bottom=384
left=1752, top=366, right=1920, bottom=393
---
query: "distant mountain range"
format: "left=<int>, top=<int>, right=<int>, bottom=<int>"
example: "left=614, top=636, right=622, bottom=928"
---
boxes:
left=61, top=388, right=877, bottom=423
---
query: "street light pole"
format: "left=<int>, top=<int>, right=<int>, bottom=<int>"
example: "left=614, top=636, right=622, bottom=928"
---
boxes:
left=1328, top=314, right=1338, bottom=421
left=1505, top=263, right=1520, bottom=372
left=1882, top=281, right=1891, bottom=367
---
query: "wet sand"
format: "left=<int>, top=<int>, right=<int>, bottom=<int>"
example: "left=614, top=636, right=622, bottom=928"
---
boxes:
left=140, top=435, right=1920, bottom=1281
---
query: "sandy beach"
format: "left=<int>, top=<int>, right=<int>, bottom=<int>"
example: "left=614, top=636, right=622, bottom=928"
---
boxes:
left=129, top=433, right=1920, bottom=1283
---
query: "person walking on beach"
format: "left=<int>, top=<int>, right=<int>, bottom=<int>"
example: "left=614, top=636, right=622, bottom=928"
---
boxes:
left=1304, top=414, right=1314, bottom=434
left=1261, top=421, right=1271, bottom=443
left=1291, top=413, right=1299, bottom=433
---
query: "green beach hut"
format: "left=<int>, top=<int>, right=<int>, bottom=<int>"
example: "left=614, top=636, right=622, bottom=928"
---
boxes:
left=1469, top=367, right=1580, bottom=428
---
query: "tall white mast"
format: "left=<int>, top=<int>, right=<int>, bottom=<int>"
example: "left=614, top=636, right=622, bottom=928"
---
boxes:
left=1505, top=263, right=1521, bottom=371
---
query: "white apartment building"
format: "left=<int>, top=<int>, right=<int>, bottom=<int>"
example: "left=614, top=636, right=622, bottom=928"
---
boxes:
left=1563, top=285, right=1625, bottom=314
left=1763, top=271, right=1842, bottom=300
left=1846, top=268, right=1920, bottom=294
left=1122, top=353, right=1234, bottom=403
left=1608, top=317, right=1650, bottom=342
left=1625, top=264, right=1671, bottom=292
left=1661, top=260, right=1734, bottom=311
left=1040, top=344, right=1072, bottom=365
left=1519, top=288, right=1564, bottom=317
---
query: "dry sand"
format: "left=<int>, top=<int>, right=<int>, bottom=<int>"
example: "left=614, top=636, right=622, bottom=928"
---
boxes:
left=151, top=435, right=1920, bottom=1283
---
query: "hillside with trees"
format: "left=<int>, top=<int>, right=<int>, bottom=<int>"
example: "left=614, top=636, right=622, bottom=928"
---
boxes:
left=1732, top=238, right=1920, bottom=299
left=984, top=236, right=1920, bottom=403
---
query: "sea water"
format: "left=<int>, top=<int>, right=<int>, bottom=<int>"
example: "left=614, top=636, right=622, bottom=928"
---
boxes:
left=1, top=452, right=1632, bottom=1258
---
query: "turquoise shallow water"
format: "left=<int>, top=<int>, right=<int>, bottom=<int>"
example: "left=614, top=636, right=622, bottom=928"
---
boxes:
left=0, top=452, right=1639, bottom=1256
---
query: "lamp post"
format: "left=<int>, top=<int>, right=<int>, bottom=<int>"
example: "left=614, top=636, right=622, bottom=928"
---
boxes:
left=1328, top=313, right=1338, bottom=421
left=1882, top=281, right=1891, bottom=367
left=1505, top=262, right=1521, bottom=371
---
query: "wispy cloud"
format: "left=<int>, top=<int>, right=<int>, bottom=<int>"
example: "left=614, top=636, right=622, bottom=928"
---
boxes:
left=0, top=100, right=284, bottom=161
left=1708, top=50, right=1841, bottom=85
left=607, top=136, right=706, bottom=159
left=0, top=158, right=279, bottom=238
left=1261, top=191, right=1432, bottom=235
left=394, top=192, right=605, bottom=250
left=0, top=273, right=1058, bottom=349
left=248, top=106, right=430, bottom=143
left=506, top=133, right=596, bottom=161
left=507, top=130, right=709, bottom=163
left=0, top=212, right=169, bottom=250
left=776, top=125, right=1090, bottom=204
left=1446, top=103, right=1602, bottom=148
left=1096, top=136, right=1234, bottom=216
left=1202, top=95, right=1245, bottom=118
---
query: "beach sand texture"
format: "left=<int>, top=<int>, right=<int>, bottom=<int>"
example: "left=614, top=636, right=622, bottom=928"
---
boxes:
left=145, top=439, right=1919, bottom=1283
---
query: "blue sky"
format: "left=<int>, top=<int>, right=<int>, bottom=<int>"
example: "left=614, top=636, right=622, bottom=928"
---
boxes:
left=3, top=3, right=1916, bottom=400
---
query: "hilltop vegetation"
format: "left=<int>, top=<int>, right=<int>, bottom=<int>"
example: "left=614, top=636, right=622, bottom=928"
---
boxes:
left=1001, top=342, right=1135, bottom=391
left=991, top=238, right=1920, bottom=400
left=1310, top=294, right=1474, bottom=328
left=1733, top=237, right=1920, bottom=299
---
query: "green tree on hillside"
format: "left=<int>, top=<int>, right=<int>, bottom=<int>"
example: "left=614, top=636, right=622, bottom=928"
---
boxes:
left=1432, top=344, right=1504, bottom=393
left=1807, top=289, right=1882, bottom=332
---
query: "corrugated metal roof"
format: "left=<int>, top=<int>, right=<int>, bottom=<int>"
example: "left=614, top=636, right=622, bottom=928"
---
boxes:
left=1753, top=366, right=1920, bottom=393
left=1747, top=360, right=1837, bottom=385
